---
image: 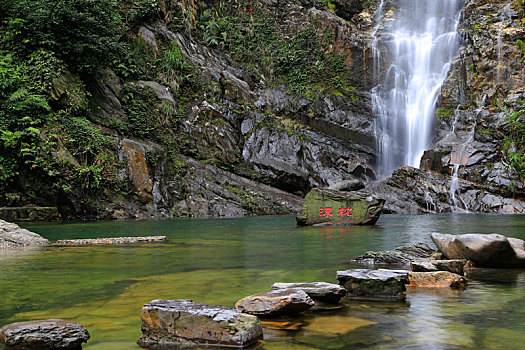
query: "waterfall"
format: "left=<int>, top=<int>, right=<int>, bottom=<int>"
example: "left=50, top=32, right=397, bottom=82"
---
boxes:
left=372, top=0, right=463, bottom=177
left=448, top=94, right=485, bottom=211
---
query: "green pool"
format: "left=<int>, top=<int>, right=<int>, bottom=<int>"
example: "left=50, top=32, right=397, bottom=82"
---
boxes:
left=1, top=214, right=524, bottom=349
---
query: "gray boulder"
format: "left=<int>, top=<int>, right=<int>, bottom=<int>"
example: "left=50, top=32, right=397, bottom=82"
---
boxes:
left=327, top=179, right=366, bottom=192
left=353, top=243, right=436, bottom=264
left=270, top=282, right=346, bottom=304
left=0, top=219, right=49, bottom=248
left=235, top=289, right=314, bottom=317
left=431, top=233, right=525, bottom=267
left=336, top=269, right=409, bottom=300
left=0, top=319, right=89, bottom=349
left=138, top=299, right=262, bottom=348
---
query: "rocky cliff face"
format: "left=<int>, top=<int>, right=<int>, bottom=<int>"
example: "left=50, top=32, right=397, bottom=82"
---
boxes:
left=2, top=0, right=523, bottom=218
left=3, top=0, right=383, bottom=219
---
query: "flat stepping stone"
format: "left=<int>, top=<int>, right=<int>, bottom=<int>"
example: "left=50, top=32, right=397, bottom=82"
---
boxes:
left=0, top=319, right=89, bottom=349
left=138, top=299, right=262, bottom=348
left=235, top=289, right=314, bottom=317
left=271, top=282, right=346, bottom=304
left=411, top=259, right=467, bottom=275
left=337, top=269, right=409, bottom=300
left=55, top=236, right=166, bottom=245
left=407, top=271, right=468, bottom=289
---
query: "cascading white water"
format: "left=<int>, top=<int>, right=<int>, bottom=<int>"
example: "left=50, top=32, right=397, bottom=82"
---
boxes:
left=372, top=0, right=463, bottom=176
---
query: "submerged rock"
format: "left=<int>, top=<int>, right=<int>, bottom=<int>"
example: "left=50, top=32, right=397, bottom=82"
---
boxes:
left=138, top=299, right=262, bottom=348
left=0, top=219, right=49, bottom=249
left=352, top=243, right=436, bottom=265
left=431, top=233, right=525, bottom=268
left=407, top=271, right=468, bottom=289
left=235, top=289, right=315, bottom=317
left=410, top=259, right=467, bottom=275
left=270, top=282, right=346, bottom=304
left=54, top=236, right=166, bottom=245
left=296, top=188, right=384, bottom=226
left=336, top=269, right=409, bottom=300
left=0, top=319, right=89, bottom=349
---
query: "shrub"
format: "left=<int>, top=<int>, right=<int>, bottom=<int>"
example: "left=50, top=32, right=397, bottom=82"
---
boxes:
left=3, top=0, right=122, bottom=73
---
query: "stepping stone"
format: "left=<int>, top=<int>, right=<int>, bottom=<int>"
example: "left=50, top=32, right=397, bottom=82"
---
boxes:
left=407, top=271, right=468, bottom=289
left=271, top=282, right=346, bottom=304
left=138, top=299, right=262, bottom=348
left=235, top=289, right=314, bottom=317
left=0, top=319, right=89, bottom=349
left=337, top=269, right=409, bottom=300
left=410, top=259, right=467, bottom=275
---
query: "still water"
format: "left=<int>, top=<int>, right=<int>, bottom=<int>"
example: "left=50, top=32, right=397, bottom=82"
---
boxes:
left=1, top=215, right=524, bottom=349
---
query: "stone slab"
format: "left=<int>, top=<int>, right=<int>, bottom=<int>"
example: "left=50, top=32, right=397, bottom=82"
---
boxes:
left=138, top=299, right=262, bottom=348
left=270, top=282, right=346, bottom=304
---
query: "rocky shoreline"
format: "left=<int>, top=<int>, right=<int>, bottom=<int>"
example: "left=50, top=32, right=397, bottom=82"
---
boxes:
left=0, top=219, right=167, bottom=249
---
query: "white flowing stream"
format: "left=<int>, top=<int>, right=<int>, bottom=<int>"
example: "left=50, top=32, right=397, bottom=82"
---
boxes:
left=372, top=0, right=463, bottom=176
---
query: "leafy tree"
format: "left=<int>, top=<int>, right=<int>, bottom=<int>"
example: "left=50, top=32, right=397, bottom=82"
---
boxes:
left=2, top=0, right=122, bottom=72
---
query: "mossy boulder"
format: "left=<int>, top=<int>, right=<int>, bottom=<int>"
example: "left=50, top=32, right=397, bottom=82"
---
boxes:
left=296, top=188, right=384, bottom=226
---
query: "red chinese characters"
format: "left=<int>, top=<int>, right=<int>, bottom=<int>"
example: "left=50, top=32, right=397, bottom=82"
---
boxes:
left=319, top=207, right=334, bottom=217
left=338, top=206, right=353, bottom=217
left=320, top=207, right=352, bottom=217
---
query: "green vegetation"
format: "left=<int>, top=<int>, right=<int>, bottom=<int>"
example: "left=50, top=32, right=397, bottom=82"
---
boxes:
left=435, top=107, right=453, bottom=119
left=517, top=39, right=525, bottom=63
left=503, top=106, right=525, bottom=181
left=2, top=0, right=122, bottom=73
left=515, top=0, right=524, bottom=18
left=0, top=0, right=164, bottom=211
left=197, top=4, right=355, bottom=95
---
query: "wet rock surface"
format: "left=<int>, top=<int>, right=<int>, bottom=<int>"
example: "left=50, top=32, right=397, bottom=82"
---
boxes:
left=0, top=319, right=89, bottom=349
left=431, top=233, right=525, bottom=268
left=296, top=188, right=384, bottom=226
left=362, top=166, right=524, bottom=214
left=138, top=299, right=263, bottom=348
left=176, top=156, right=303, bottom=218
left=410, top=259, right=467, bottom=275
left=352, top=243, right=436, bottom=265
left=235, top=289, right=315, bottom=317
left=0, top=220, right=49, bottom=249
left=270, top=282, right=346, bottom=304
left=336, top=269, right=409, bottom=300
left=407, top=271, right=468, bottom=289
